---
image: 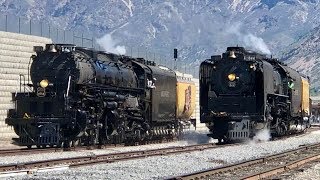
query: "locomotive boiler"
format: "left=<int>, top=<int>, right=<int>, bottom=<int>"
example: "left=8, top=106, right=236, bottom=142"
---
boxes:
left=200, top=47, right=310, bottom=143
left=5, top=44, right=195, bottom=148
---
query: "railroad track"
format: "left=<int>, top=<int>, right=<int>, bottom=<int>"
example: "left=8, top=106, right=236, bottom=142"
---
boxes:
left=0, top=144, right=125, bottom=157
left=0, top=147, right=65, bottom=157
left=169, top=143, right=320, bottom=180
left=1, top=127, right=317, bottom=157
left=0, top=138, right=174, bottom=157
left=1, top=128, right=319, bottom=177
left=0, top=142, right=238, bottom=177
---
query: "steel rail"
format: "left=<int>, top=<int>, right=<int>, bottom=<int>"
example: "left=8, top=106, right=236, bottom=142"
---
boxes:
left=168, top=143, right=320, bottom=180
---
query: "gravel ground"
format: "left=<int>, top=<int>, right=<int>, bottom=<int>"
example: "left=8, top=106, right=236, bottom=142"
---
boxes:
left=0, top=139, right=19, bottom=149
left=284, top=163, right=320, bottom=180
left=3, top=130, right=320, bottom=180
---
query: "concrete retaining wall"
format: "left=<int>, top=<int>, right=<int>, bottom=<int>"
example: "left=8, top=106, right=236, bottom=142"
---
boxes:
left=192, top=78, right=207, bottom=131
left=0, top=31, right=51, bottom=140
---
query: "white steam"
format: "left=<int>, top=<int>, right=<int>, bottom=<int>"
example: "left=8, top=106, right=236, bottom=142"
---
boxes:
left=181, top=130, right=216, bottom=145
left=252, top=129, right=271, bottom=143
left=226, top=22, right=271, bottom=55
left=96, top=34, right=126, bottom=55
left=25, top=0, right=35, bottom=5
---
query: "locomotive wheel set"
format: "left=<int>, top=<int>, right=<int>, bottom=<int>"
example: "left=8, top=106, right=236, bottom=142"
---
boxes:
left=5, top=44, right=196, bottom=148
left=200, top=47, right=311, bottom=143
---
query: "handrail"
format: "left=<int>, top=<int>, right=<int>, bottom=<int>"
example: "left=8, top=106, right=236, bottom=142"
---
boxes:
left=19, top=74, right=26, bottom=93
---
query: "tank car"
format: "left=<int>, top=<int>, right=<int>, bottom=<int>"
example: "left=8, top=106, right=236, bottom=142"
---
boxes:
left=5, top=44, right=181, bottom=148
left=200, top=47, right=310, bottom=143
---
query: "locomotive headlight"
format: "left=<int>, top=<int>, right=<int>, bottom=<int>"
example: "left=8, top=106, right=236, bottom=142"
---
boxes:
left=40, top=79, right=49, bottom=88
left=249, top=64, right=257, bottom=71
left=227, top=73, right=236, bottom=81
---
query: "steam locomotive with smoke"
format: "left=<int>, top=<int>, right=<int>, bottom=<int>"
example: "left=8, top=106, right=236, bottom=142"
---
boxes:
left=5, top=44, right=196, bottom=148
left=200, top=47, right=311, bottom=143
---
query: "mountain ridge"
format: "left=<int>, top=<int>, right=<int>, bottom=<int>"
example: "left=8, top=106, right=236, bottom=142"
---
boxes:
left=0, top=0, right=319, bottom=88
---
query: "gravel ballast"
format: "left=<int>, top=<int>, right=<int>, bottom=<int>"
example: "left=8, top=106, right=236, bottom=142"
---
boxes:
left=4, top=130, right=320, bottom=180
left=284, top=163, right=320, bottom=180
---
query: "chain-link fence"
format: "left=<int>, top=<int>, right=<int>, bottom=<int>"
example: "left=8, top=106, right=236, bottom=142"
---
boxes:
left=123, top=46, right=198, bottom=77
left=0, top=13, right=198, bottom=77
left=0, top=13, right=97, bottom=48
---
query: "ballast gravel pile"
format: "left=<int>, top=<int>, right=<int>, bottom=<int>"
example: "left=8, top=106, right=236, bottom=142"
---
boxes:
left=4, top=130, right=320, bottom=180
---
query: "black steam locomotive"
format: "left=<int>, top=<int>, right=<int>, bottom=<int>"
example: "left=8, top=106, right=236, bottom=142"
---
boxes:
left=6, top=44, right=179, bottom=148
left=200, top=47, right=311, bottom=143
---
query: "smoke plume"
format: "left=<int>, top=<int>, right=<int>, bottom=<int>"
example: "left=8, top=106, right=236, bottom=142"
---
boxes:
left=226, top=22, right=271, bottom=55
left=96, top=34, right=126, bottom=55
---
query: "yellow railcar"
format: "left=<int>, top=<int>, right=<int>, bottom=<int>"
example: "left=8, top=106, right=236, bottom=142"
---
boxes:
left=175, top=71, right=196, bottom=120
left=301, top=77, right=310, bottom=116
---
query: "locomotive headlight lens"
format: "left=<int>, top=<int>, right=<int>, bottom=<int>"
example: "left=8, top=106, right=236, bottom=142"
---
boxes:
left=228, top=73, right=236, bottom=81
left=40, top=79, right=49, bottom=88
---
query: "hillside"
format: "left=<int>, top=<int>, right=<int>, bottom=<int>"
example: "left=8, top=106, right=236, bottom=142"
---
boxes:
left=0, top=0, right=319, bottom=79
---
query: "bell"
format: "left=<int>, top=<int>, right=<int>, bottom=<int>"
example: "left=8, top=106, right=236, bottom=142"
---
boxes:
left=229, top=51, right=236, bottom=58
left=47, top=45, right=57, bottom=53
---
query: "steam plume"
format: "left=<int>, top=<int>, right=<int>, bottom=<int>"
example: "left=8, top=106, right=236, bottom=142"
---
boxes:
left=181, top=130, right=216, bottom=145
left=251, top=129, right=271, bottom=143
left=226, top=22, right=271, bottom=55
left=25, top=0, right=35, bottom=5
left=96, top=34, right=126, bottom=55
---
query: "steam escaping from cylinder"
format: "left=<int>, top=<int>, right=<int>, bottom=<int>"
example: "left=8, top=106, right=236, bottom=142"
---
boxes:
left=181, top=130, right=217, bottom=145
left=226, top=22, right=271, bottom=55
left=252, top=129, right=271, bottom=143
left=96, top=34, right=126, bottom=55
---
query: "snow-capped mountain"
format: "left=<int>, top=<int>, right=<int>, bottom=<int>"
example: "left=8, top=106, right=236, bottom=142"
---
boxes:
left=282, top=24, right=320, bottom=94
left=0, top=0, right=319, bottom=83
